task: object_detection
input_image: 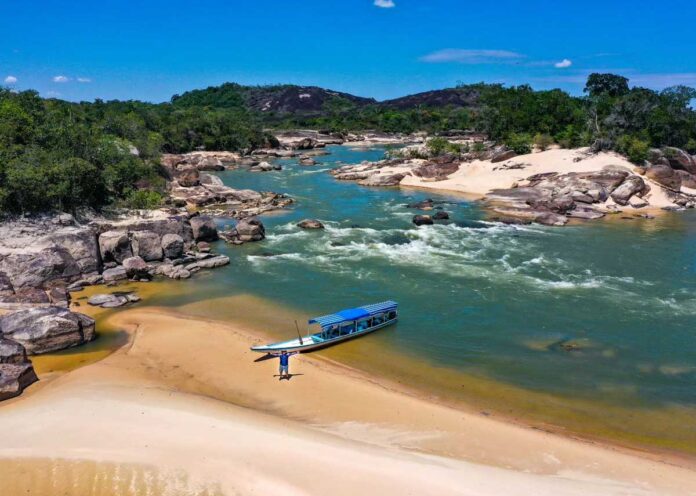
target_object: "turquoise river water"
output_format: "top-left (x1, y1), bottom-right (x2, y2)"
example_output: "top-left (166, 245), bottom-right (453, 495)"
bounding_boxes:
top-left (115, 145), bottom-right (696, 452)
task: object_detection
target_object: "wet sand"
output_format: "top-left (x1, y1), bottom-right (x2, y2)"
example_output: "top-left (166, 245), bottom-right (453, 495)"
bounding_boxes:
top-left (1, 305), bottom-right (695, 495)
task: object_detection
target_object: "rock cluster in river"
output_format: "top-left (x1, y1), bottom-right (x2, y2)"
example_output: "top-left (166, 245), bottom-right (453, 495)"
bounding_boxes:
top-left (219, 217), bottom-right (266, 244)
top-left (332, 142), bottom-right (696, 226)
top-left (484, 147), bottom-right (696, 225)
top-left (161, 153), bottom-right (292, 216)
top-left (0, 212), bottom-right (233, 309)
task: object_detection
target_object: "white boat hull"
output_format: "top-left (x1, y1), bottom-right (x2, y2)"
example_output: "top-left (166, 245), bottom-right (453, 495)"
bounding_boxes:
top-left (251, 318), bottom-right (397, 354)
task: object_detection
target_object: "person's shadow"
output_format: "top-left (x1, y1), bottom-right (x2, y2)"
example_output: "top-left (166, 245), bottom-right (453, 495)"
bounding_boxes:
top-left (254, 354), bottom-right (276, 363)
top-left (273, 374), bottom-right (304, 381)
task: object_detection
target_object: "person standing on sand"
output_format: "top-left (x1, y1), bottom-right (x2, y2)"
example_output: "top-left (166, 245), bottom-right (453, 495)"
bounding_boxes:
top-left (278, 350), bottom-right (297, 380)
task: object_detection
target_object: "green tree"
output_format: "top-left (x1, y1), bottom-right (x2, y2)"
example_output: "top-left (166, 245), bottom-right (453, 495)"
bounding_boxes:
top-left (584, 73), bottom-right (630, 98)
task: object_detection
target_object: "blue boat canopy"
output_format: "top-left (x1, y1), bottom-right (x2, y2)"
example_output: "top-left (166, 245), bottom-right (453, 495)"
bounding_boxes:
top-left (308, 301), bottom-right (398, 328)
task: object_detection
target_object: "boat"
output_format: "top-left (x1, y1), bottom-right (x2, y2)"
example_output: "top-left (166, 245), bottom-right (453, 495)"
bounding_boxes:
top-left (250, 301), bottom-right (398, 354)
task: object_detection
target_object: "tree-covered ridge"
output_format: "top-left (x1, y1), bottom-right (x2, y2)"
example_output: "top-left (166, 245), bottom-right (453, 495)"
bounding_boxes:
top-left (0, 89), bottom-right (272, 214)
top-left (171, 83), bottom-right (376, 115)
top-left (1, 73), bottom-right (694, 214)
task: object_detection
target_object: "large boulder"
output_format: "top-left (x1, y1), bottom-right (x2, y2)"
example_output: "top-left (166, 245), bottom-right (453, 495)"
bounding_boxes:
top-left (294, 137), bottom-right (317, 150)
top-left (646, 165), bottom-right (682, 191)
top-left (225, 189), bottom-right (263, 202)
top-left (130, 230), bottom-right (163, 261)
top-left (99, 231), bottom-right (132, 264)
top-left (176, 166), bottom-right (200, 187)
top-left (200, 173), bottom-right (224, 187)
top-left (161, 233), bottom-right (185, 259)
top-left (0, 307), bottom-right (96, 355)
top-left (0, 361), bottom-right (38, 401)
top-left (535, 212), bottom-right (569, 226)
top-left (189, 216), bottom-right (219, 242)
top-left (610, 176), bottom-right (646, 206)
top-left (490, 150), bottom-right (517, 163)
top-left (48, 230), bottom-right (101, 274)
top-left (196, 157), bottom-right (225, 171)
top-left (676, 170), bottom-right (696, 190)
top-left (412, 161), bottom-right (460, 180)
top-left (663, 147), bottom-right (696, 174)
top-left (119, 219), bottom-right (194, 244)
top-left (0, 337), bottom-right (28, 365)
top-left (0, 247), bottom-right (81, 291)
top-left (235, 218), bottom-right (265, 242)
top-left (578, 170), bottom-right (629, 193)
top-left (359, 173), bottom-right (406, 186)
top-left (122, 256), bottom-right (149, 279)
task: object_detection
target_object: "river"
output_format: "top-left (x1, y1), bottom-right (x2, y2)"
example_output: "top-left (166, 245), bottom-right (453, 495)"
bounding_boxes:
top-left (57, 145), bottom-right (696, 454)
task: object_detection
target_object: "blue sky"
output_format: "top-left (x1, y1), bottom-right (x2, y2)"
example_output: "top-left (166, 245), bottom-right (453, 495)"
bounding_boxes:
top-left (1, 0), bottom-right (695, 102)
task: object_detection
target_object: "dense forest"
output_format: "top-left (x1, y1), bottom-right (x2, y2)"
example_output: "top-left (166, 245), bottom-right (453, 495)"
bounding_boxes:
top-left (0, 73), bottom-right (694, 214)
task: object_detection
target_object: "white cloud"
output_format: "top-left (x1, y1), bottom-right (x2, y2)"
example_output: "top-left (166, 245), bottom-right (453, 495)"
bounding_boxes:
top-left (44, 90), bottom-right (61, 98)
top-left (554, 59), bottom-right (573, 69)
top-left (420, 49), bottom-right (524, 64)
top-left (77, 77), bottom-right (92, 83)
top-left (52, 75), bottom-right (69, 83)
top-left (4, 75), bottom-right (18, 84)
top-left (374, 0), bottom-right (395, 7)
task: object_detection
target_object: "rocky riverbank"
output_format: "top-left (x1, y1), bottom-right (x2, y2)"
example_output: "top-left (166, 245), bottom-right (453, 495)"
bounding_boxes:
top-left (0, 208), bottom-right (243, 400)
top-left (331, 142), bottom-right (696, 226)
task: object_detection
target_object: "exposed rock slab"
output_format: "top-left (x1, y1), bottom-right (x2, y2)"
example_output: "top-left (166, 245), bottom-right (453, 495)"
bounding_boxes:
top-left (0, 307), bottom-right (96, 355)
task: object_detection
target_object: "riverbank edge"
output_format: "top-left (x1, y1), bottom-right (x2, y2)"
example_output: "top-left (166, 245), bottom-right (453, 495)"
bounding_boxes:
top-left (2, 304), bottom-right (695, 496)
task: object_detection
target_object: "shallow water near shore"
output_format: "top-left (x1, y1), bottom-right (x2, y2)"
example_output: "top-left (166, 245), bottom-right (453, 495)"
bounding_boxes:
top-left (0, 457), bottom-right (223, 496)
top-left (61, 146), bottom-right (696, 454)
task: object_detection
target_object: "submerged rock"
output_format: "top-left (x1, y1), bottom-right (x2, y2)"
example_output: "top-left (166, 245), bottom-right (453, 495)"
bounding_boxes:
top-left (412, 215), bottom-right (434, 226)
top-left (297, 219), bottom-right (325, 229)
top-left (185, 255), bottom-right (230, 272)
top-left (102, 266), bottom-right (128, 283)
top-left (298, 157), bottom-right (317, 166)
top-left (87, 292), bottom-right (139, 308)
top-left (433, 211), bottom-right (450, 220)
top-left (0, 307), bottom-right (95, 355)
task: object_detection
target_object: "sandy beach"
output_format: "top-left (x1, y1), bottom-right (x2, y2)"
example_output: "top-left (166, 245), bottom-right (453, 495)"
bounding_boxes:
top-left (1, 305), bottom-right (695, 495)
top-left (399, 147), bottom-right (682, 211)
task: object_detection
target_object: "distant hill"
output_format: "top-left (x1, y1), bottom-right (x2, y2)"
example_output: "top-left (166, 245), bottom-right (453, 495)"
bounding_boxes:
top-left (171, 82), bottom-right (481, 117)
top-left (380, 86), bottom-right (482, 110)
top-left (171, 83), bottom-right (376, 115)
